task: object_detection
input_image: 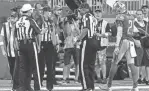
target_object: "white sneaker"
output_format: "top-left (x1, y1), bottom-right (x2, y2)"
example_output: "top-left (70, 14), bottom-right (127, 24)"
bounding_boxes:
top-left (99, 84), bottom-right (112, 91)
top-left (130, 87), bottom-right (139, 91)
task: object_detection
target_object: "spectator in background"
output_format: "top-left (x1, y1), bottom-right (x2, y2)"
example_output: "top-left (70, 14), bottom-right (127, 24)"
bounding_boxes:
top-left (142, 5), bottom-right (149, 22)
top-left (94, 9), bottom-right (111, 84)
top-left (133, 9), bottom-right (148, 85)
top-left (138, 5), bottom-right (149, 84)
top-left (139, 6), bottom-right (149, 85)
top-left (52, 5), bottom-right (63, 84)
top-left (62, 14), bottom-right (80, 84)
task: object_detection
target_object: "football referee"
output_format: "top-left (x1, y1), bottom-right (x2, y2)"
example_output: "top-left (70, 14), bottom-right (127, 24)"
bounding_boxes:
top-left (76, 3), bottom-right (98, 91)
top-left (38, 6), bottom-right (55, 91)
top-left (14, 4), bottom-right (47, 91)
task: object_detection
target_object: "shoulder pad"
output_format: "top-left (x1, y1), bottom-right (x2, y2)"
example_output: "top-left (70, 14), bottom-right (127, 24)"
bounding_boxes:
top-left (116, 14), bottom-right (124, 21)
top-left (125, 14), bottom-right (135, 20)
top-left (128, 15), bottom-right (135, 20)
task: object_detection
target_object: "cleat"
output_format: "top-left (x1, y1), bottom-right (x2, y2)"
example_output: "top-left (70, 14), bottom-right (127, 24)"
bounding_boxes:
top-left (102, 78), bottom-right (107, 84)
top-left (99, 84), bottom-right (112, 91)
top-left (96, 78), bottom-right (102, 83)
top-left (130, 87), bottom-right (139, 91)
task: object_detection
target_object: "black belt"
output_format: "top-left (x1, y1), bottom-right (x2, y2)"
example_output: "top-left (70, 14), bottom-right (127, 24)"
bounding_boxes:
top-left (41, 41), bottom-right (52, 44)
top-left (19, 39), bottom-right (35, 44)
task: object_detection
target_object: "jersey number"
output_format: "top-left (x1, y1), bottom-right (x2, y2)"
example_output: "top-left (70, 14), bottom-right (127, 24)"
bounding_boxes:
top-left (18, 22), bottom-right (25, 27)
top-left (128, 20), bottom-right (133, 34)
top-left (129, 20), bottom-right (133, 28)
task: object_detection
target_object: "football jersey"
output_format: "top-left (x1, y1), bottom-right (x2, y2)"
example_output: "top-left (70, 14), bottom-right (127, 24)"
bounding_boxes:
top-left (116, 14), bottom-right (135, 40)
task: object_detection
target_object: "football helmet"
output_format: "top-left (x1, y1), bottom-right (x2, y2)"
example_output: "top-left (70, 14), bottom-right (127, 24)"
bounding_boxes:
top-left (113, 1), bottom-right (126, 14)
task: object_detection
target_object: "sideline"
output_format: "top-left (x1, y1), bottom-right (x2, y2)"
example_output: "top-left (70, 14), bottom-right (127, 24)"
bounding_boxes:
top-left (0, 86), bottom-right (149, 91)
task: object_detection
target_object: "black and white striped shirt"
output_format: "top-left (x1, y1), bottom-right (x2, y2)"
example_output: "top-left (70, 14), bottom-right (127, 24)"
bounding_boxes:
top-left (81, 13), bottom-right (97, 39)
top-left (0, 22), bottom-right (15, 57)
top-left (15, 15), bottom-right (41, 41)
top-left (41, 20), bottom-right (53, 42)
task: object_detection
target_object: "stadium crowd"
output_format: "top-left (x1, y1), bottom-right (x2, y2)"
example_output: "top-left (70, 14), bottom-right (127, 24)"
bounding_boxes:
top-left (0, 1), bottom-right (149, 91)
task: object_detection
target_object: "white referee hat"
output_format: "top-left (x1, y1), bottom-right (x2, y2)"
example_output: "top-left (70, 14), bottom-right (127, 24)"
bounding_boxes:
top-left (21, 4), bottom-right (34, 12)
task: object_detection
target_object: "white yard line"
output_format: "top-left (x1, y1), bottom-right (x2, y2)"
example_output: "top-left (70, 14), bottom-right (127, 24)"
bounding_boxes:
top-left (1, 86), bottom-right (149, 90)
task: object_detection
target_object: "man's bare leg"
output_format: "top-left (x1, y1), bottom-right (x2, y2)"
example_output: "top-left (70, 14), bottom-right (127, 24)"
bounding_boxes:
top-left (99, 40), bottom-right (129, 90)
top-left (128, 64), bottom-right (139, 88)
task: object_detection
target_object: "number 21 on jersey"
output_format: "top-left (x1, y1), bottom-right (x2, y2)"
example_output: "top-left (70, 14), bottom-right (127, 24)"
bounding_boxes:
top-left (128, 20), bottom-right (134, 35)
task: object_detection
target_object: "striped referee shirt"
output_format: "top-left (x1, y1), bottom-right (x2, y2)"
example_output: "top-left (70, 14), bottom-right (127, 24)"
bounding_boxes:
top-left (0, 22), bottom-right (15, 57)
top-left (15, 15), bottom-right (41, 41)
top-left (81, 13), bottom-right (97, 39)
top-left (41, 19), bottom-right (53, 42)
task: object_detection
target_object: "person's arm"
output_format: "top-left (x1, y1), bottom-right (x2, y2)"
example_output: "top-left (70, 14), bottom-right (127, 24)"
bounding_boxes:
top-left (0, 25), bottom-right (7, 56)
top-left (115, 15), bottom-right (124, 47)
top-left (29, 18), bottom-right (47, 34)
top-left (132, 25), bottom-right (144, 40)
top-left (0, 25), bottom-right (4, 46)
top-left (77, 14), bottom-right (90, 41)
top-left (115, 23), bottom-right (123, 47)
top-left (98, 23), bottom-right (112, 38)
top-left (13, 26), bottom-right (19, 52)
top-left (77, 28), bottom-right (88, 42)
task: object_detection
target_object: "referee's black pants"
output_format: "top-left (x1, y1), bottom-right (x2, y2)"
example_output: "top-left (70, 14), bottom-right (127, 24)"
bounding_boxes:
top-left (52, 48), bottom-right (59, 83)
top-left (79, 39), bottom-right (97, 90)
top-left (7, 56), bottom-right (15, 79)
top-left (38, 41), bottom-right (55, 90)
top-left (12, 51), bottom-right (20, 90)
top-left (17, 40), bottom-right (40, 91)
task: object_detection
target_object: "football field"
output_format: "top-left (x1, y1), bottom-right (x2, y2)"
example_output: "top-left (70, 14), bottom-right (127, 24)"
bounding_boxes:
top-left (0, 79), bottom-right (149, 91)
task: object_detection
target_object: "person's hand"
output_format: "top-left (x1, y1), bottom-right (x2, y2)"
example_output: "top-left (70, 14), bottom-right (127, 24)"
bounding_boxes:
top-left (94, 33), bottom-right (102, 37)
top-left (41, 28), bottom-right (48, 34)
top-left (74, 40), bottom-right (81, 46)
top-left (114, 46), bottom-right (119, 55)
top-left (134, 40), bottom-right (141, 48)
top-left (2, 51), bottom-right (7, 57)
top-left (101, 34), bottom-right (108, 38)
top-left (56, 44), bottom-right (60, 53)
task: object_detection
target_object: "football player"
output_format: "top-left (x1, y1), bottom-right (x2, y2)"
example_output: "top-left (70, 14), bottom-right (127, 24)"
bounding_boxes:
top-left (99, 1), bottom-right (139, 91)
